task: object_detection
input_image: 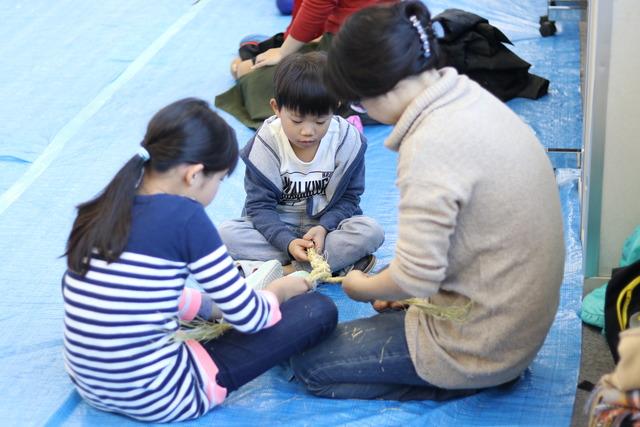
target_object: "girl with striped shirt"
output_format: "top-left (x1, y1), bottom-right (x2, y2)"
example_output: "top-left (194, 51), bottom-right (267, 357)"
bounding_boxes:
top-left (62, 98), bottom-right (338, 422)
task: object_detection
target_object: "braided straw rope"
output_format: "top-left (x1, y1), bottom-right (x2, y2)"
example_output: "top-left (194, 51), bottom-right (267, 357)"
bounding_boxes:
top-left (175, 249), bottom-right (471, 343)
top-left (306, 248), bottom-right (343, 285)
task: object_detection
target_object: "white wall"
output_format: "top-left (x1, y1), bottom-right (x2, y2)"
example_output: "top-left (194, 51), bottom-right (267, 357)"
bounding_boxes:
top-left (582, 0), bottom-right (640, 277)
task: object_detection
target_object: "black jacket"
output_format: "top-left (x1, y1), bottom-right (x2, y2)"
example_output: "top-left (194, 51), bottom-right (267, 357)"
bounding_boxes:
top-left (434, 9), bottom-right (549, 101)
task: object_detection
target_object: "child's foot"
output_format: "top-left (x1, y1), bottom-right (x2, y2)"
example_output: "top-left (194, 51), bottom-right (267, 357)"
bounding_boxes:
top-left (230, 58), bottom-right (255, 79)
top-left (240, 260), bottom-right (284, 290)
top-left (230, 57), bottom-right (242, 79)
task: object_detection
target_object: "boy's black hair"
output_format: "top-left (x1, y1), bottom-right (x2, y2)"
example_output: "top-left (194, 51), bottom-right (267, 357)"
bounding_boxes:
top-left (325, 1), bottom-right (441, 102)
top-left (273, 51), bottom-right (339, 116)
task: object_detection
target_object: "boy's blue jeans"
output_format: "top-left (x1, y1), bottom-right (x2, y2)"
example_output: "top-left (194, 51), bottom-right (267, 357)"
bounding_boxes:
top-left (219, 212), bottom-right (384, 272)
top-left (290, 310), bottom-right (479, 401)
top-left (203, 292), bottom-right (337, 393)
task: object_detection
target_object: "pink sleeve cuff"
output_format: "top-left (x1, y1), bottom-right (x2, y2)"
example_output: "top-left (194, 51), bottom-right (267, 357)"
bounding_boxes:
top-left (178, 288), bottom-right (202, 321)
top-left (258, 290), bottom-right (282, 328)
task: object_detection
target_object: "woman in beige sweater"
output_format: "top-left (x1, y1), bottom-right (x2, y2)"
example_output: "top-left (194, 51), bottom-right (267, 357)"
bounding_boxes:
top-left (290, 1), bottom-right (565, 399)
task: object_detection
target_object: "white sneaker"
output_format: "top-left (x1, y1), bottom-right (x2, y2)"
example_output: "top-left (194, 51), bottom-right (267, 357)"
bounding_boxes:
top-left (242, 260), bottom-right (284, 291)
top-left (235, 260), bottom-right (264, 277)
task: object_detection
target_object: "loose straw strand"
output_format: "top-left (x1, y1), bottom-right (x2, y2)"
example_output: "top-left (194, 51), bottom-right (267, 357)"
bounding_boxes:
top-left (401, 298), bottom-right (472, 323)
top-left (172, 319), bottom-right (232, 343)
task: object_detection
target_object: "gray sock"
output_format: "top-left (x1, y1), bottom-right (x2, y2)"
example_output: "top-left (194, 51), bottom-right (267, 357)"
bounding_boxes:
top-left (196, 293), bottom-right (214, 320)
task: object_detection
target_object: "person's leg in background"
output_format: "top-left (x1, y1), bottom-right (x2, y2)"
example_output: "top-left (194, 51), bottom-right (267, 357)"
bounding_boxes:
top-left (203, 292), bottom-right (338, 393)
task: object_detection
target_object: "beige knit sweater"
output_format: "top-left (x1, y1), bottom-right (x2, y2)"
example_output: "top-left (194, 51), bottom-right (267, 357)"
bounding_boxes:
top-left (386, 67), bottom-right (565, 389)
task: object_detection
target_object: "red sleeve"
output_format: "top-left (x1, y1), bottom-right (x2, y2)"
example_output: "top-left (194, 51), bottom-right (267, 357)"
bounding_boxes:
top-left (285, 0), bottom-right (393, 41)
top-left (286, 0), bottom-right (339, 42)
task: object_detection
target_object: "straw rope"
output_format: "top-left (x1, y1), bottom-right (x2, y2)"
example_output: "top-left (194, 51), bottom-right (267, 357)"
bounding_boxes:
top-left (172, 319), bottom-right (233, 343)
top-left (306, 248), bottom-right (343, 285)
top-left (307, 248), bottom-right (471, 322)
top-left (175, 248), bottom-right (471, 344)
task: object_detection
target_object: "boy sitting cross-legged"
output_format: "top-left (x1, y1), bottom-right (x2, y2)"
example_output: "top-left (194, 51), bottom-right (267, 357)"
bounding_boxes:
top-left (219, 52), bottom-right (384, 277)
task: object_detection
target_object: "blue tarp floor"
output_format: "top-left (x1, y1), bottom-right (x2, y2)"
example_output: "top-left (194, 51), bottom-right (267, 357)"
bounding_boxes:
top-left (0, 0), bottom-right (583, 425)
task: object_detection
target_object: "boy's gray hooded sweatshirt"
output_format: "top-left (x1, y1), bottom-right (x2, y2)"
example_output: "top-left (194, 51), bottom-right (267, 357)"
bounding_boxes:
top-left (240, 115), bottom-right (366, 252)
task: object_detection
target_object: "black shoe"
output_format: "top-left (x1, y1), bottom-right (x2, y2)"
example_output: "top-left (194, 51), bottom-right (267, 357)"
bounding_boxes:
top-left (348, 254), bottom-right (377, 274)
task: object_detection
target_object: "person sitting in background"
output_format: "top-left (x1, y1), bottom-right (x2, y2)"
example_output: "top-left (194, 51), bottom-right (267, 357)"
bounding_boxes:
top-left (215, 0), bottom-right (394, 129)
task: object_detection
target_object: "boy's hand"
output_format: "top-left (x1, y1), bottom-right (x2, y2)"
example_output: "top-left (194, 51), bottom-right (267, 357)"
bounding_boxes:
top-left (303, 225), bottom-right (328, 253)
top-left (288, 238), bottom-right (314, 262)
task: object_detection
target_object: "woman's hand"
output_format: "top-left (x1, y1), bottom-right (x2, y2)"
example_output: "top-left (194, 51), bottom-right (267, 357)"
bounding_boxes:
top-left (303, 225), bottom-right (327, 253)
top-left (372, 300), bottom-right (409, 312)
top-left (265, 275), bottom-right (311, 303)
top-left (253, 47), bottom-right (283, 69)
top-left (342, 268), bottom-right (414, 303)
top-left (342, 270), bottom-right (374, 302)
top-left (288, 238), bottom-right (314, 262)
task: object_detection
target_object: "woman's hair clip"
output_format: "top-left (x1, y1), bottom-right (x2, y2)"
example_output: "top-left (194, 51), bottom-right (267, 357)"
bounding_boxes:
top-left (432, 20), bottom-right (445, 39)
top-left (409, 15), bottom-right (431, 58)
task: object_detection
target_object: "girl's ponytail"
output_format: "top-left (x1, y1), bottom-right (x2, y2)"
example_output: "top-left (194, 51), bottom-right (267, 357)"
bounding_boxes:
top-left (65, 98), bottom-right (238, 274)
top-left (66, 152), bottom-right (146, 274)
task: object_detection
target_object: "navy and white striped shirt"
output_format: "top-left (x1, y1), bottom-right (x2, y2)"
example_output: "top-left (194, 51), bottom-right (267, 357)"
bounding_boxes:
top-left (62, 194), bottom-right (280, 422)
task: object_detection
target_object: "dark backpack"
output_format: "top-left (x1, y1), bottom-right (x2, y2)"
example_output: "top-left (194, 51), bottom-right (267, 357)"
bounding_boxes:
top-left (604, 258), bottom-right (640, 363)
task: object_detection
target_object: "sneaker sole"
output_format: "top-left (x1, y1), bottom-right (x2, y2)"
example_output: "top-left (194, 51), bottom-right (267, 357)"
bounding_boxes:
top-left (361, 255), bottom-right (377, 274)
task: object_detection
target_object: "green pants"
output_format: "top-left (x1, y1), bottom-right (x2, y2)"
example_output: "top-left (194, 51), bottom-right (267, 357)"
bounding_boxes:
top-left (215, 35), bottom-right (333, 129)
